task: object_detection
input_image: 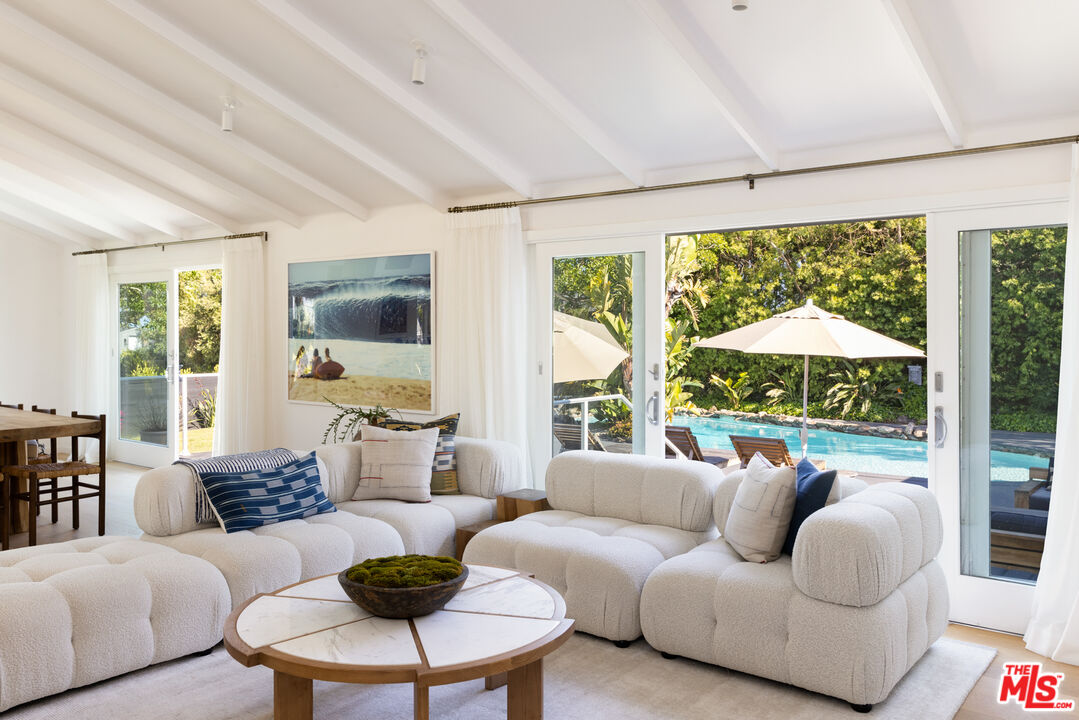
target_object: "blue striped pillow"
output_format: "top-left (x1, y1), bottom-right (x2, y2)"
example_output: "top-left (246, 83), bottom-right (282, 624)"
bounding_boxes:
top-left (200, 452), bottom-right (335, 533)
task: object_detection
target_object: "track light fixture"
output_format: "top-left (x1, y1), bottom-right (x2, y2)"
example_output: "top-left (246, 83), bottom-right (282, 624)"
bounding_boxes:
top-left (221, 98), bottom-right (235, 133)
top-left (411, 40), bottom-right (427, 86)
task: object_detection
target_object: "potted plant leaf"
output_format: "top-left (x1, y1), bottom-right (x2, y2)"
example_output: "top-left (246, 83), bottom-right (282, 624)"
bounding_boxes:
top-left (322, 399), bottom-right (399, 443)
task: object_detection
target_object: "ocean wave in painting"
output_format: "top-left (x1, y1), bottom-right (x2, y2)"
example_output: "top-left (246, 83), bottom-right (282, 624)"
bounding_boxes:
top-left (289, 275), bottom-right (431, 344)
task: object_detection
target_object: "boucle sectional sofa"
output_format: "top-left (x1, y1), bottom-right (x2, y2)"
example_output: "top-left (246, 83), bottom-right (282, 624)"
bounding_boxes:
top-left (0, 436), bottom-right (524, 712)
top-left (465, 450), bottom-right (948, 711)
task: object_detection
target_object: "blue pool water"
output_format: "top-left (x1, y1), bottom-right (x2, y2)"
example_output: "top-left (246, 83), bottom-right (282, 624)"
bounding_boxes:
top-left (680, 414), bottom-right (1048, 482)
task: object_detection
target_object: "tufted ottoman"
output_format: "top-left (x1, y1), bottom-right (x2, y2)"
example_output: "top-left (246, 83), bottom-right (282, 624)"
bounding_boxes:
top-left (0, 536), bottom-right (231, 712)
top-left (462, 451), bottom-right (722, 644)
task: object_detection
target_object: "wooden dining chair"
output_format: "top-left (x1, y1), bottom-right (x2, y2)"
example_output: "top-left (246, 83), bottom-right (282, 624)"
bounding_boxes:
top-left (3, 412), bottom-right (107, 547)
top-left (29, 407), bottom-right (61, 524)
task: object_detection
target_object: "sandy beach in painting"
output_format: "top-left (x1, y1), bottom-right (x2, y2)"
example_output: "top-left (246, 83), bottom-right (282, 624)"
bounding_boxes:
top-left (288, 375), bottom-right (432, 411)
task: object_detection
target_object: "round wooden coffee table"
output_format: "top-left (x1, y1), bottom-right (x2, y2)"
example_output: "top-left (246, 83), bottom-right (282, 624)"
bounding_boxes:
top-left (224, 564), bottom-right (574, 720)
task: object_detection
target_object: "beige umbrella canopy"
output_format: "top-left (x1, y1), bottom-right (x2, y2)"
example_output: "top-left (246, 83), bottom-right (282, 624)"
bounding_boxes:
top-left (553, 311), bottom-right (630, 384)
top-left (693, 299), bottom-right (925, 457)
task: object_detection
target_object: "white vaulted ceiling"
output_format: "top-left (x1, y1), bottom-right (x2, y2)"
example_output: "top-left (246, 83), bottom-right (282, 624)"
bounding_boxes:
top-left (0, 0), bottom-right (1077, 249)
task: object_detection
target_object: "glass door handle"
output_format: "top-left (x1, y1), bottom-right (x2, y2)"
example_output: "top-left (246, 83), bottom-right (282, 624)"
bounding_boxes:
top-left (647, 391), bottom-right (660, 425)
top-left (934, 406), bottom-right (947, 448)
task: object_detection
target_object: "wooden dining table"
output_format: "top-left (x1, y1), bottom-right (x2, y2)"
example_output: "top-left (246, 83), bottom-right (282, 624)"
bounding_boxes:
top-left (0, 407), bottom-right (101, 533)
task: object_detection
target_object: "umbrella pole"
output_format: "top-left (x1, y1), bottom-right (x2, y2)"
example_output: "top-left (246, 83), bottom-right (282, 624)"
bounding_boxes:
top-left (801, 354), bottom-right (809, 459)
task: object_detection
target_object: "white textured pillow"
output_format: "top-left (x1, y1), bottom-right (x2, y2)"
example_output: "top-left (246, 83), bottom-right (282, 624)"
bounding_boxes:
top-left (353, 425), bottom-right (439, 503)
top-left (723, 452), bottom-right (797, 563)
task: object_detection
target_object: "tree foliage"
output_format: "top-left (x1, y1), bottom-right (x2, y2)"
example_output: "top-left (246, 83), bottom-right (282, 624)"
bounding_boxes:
top-left (986, 227), bottom-right (1065, 420)
top-left (675, 219), bottom-right (928, 419)
top-left (118, 270), bottom-right (221, 378)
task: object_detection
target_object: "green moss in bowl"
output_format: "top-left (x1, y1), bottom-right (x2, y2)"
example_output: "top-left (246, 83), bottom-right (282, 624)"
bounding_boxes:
top-left (338, 555), bottom-right (468, 618)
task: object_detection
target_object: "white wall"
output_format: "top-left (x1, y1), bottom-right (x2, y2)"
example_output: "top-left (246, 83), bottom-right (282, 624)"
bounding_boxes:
top-left (0, 231), bottom-right (76, 414)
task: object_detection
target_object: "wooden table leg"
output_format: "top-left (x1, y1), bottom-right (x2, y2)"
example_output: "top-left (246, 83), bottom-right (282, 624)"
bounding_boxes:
top-left (414, 683), bottom-right (429, 720)
top-left (273, 670), bottom-right (313, 720)
top-left (8, 440), bottom-right (28, 533)
top-left (507, 659), bottom-right (542, 720)
top-left (485, 672), bottom-right (508, 690)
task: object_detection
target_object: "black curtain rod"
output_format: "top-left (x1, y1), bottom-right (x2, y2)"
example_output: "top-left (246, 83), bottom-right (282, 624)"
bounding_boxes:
top-left (71, 231), bottom-right (267, 256)
top-left (448, 134), bottom-right (1079, 214)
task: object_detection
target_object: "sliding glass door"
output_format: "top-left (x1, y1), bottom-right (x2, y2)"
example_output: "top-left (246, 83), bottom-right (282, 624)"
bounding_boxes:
top-left (929, 204), bottom-right (1066, 632)
top-left (532, 236), bottom-right (665, 484)
top-left (112, 272), bottom-right (177, 467)
top-left (111, 267), bottom-right (222, 467)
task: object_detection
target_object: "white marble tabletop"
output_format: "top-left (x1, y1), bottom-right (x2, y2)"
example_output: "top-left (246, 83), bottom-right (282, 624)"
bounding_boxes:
top-left (231, 564), bottom-right (566, 672)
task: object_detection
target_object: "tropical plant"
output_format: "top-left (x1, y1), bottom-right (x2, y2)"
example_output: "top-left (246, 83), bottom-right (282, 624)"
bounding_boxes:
top-left (322, 400), bottom-right (399, 444)
top-left (710, 371), bottom-right (754, 410)
top-left (666, 235), bottom-right (709, 327)
top-left (823, 362), bottom-right (900, 419)
top-left (762, 366), bottom-right (802, 407)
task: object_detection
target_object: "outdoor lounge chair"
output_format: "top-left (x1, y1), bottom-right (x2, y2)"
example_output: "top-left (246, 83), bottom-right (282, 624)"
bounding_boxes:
top-left (553, 422), bottom-right (607, 452)
top-left (729, 435), bottom-right (795, 468)
top-left (664, 426), bottom-right (729, 468)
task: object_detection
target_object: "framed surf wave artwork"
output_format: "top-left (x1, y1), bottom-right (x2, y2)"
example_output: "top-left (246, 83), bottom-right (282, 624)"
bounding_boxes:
top-left (287, 251), bottom-right (434, 412)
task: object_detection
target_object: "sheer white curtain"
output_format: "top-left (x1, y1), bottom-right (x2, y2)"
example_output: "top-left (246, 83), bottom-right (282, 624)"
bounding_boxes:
top-left (1025, 144), bottom-right (1079, 662)
top-left (74, 254), bottom-right (109, 462)
top-left (213, 236), bottom-right (267, 455)
top-left (446, 208), bottom-right (530, 470)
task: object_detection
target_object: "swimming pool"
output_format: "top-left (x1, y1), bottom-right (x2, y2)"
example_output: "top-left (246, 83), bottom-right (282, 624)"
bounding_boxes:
top-left (679, 414), bottom-right (1048, 482)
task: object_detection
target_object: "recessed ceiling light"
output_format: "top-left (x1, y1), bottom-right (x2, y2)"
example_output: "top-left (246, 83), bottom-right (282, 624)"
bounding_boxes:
top-left (732, 0), bottom-right (748, 10)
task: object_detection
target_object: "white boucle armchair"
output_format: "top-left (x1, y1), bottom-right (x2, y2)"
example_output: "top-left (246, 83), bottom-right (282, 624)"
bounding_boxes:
top-left (462, 450), bottom-right (724, 644)
top-left (640, 469), bottom-right (948, 712)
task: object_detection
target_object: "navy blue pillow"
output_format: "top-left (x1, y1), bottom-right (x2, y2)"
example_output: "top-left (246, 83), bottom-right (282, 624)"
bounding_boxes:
top-left (200, 452), bottom-right (335, 533)
top-left (781, 458), bottom-right (837, 555)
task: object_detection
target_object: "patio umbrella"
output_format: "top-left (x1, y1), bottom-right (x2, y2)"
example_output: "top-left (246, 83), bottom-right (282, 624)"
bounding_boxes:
top-left (693, 299), bottom-right (925, 458)
top-left (553, 311), bottom-right (630, 383)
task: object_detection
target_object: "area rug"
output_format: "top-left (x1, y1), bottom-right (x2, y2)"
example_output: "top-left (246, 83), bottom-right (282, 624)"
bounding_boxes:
top-left (7, 634), bottom-right (994, 719)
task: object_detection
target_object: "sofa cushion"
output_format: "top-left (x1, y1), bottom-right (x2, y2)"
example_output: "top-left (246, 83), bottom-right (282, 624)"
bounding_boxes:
top-left (429, 494), bottom-right (496, 528)
top-left (200, 452), bottom-right (336, 533)
top-left (375, 413), bottom-right (461, 495)
top-left (337, 499), bottom-right (457, 556)
top-left (723, 454), bottom-right (796, 563)
top-left (544, 450), bottom-right (721, 531)
top-left (781, 458), bottom-right (837, 556)
top-left (353, 425), bottom-right (439, 503)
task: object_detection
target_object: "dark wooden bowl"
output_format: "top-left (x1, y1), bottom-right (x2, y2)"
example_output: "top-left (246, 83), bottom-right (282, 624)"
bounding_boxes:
top-left (337, 565), bottom-right (469, 618)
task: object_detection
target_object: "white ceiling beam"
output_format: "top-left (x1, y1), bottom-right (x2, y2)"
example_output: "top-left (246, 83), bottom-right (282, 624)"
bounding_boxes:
top-left (108, 0), bottom-right (446, 209)
top-left (0, 127), bottom-right (183, 238)
top-left (878, 0), bottom-right (965, 147)
top-left (0, 195), bottom-right (101, 248)
top-left (0, 2), bottom-right (370, 222)
top-left (254, 0), bottom-right (533, 198)
top-left (0, 64), bottom-right (304, 230)
top-left (633, 0), bottom-right (779, 170)
top-left (0, 160), bottom-right (138, 243)
top-left (0, 107), bottom-right (237, 235)
top-left (425, 0), bottom-right (647, 187)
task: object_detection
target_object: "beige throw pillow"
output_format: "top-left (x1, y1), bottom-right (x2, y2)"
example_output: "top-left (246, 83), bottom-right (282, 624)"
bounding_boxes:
top-left (723, 452), bottom-right (797, 563)
top-left (353, 425), bottom-right (439, 503)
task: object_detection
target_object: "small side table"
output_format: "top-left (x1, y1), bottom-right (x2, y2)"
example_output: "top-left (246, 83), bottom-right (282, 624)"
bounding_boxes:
top-left (496, 489), bottom-right (550, 521)
top-left (455, 520), bottom-right (500, 561)
top-left (456, 490), bottom-right (550, 561)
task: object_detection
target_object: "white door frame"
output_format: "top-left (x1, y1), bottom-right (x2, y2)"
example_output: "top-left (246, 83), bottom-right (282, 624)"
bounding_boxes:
top-left (110, 270), bottom-right (178, 467)
top-left (928, 200), bottom-right (1067, 632)
top-left (531, 235), bottom-right (665, 486)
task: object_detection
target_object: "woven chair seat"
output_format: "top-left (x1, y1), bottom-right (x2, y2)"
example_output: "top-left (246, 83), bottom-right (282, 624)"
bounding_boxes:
top-left (1, 461), bottom-right (101, 479)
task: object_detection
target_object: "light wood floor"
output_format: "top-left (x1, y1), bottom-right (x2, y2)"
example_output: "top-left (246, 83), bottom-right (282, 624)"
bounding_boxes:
top-left (6, 462), bottom-right (1075, 717)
